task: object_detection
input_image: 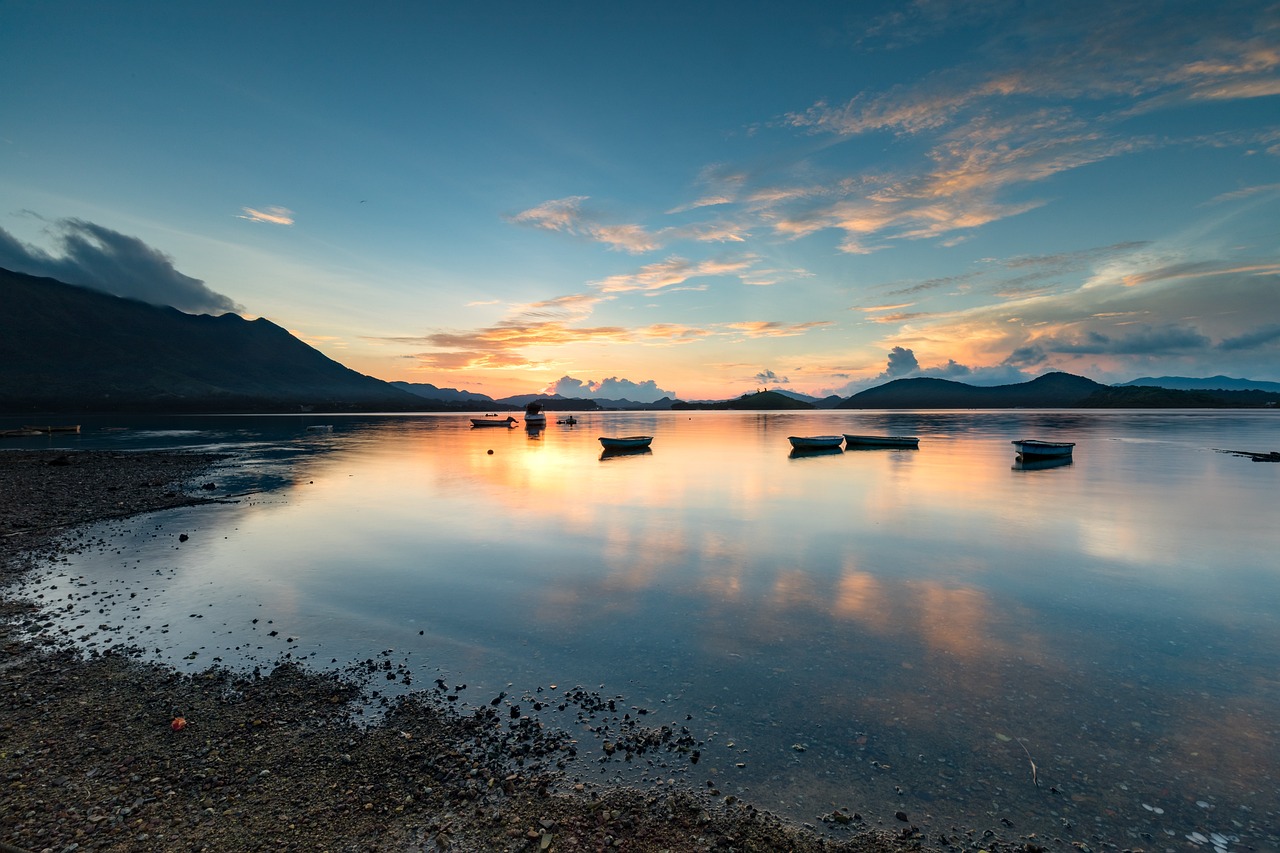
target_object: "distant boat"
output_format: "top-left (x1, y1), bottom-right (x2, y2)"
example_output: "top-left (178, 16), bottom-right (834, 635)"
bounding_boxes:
top-left (1, 428), bottom-right (44, 438)
top-left (305, 424), bottom-right (333, 433)
top-left (843, 434), bottom-right (919, 448)
top-left (22, 424), bottom-right (80, 434)
top-left (524, 401), bottom-right (547, 427)
top-left (599, 435), bottom-right (653, 450)
top-left (1012, 439), bottom-right (1075, 459)
top-left (787, 435), bottom-right (844, 450)
top-left (471, 416), bottom-right (517, 428)
top-left (557, 416), bottom-right (578, 425)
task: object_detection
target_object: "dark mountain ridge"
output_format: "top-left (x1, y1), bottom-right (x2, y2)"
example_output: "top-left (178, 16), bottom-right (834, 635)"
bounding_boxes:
top-left (0, 267), bottom-right (425, 413)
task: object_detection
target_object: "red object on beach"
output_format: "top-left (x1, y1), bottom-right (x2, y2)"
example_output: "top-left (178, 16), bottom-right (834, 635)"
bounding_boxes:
top-left (171, 716), bottom-right (187, 732)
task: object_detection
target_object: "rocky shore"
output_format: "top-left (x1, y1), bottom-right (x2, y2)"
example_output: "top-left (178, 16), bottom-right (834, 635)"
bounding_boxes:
top-left (1, 450), bottom-right (981, 852)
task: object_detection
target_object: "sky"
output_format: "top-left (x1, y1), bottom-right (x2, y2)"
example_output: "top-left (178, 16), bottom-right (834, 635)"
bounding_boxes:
top-left (2, 1), bottom-right (1278, 402)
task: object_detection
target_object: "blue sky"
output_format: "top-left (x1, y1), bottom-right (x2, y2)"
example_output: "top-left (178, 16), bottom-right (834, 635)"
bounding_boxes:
top-left (2, 1), bottom-right (1278, 401)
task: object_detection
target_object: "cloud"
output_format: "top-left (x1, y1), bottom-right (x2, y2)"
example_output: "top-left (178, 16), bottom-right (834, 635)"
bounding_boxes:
top-left (1217, 324), bottom-right (1280, 351)
top-left (723, 320), bottom-right (834, 338)
top-left (1037, 324), bottom-right (1212, 355)
top-left (509, 196), bottom-right (661, 253)
top-left (754, 369), bottom-right (789, 386)
top-left (545, 375), bottom-right (677, 403)
top-left (0, 217), bottom-right (243, 315)
top-left (594, 255), bottom-right (757, 293)
top-left (741, 2), bottom-right (1280, 256)
top-left (236, 206), bottom-right (295, 225)
top-left (885, 346), bottom-right (919, 376)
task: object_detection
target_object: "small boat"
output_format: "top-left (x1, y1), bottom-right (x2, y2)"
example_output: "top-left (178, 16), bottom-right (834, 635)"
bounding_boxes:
top-left (471, 416), bottom-right (517, 428)
top-left (1012, 439), bottom-right (1075, 459)
top-left (843, 434), bottom-right (919, 448)
top-left (787, 435), bottom-right (844, 450)
top-left (1, 428), bottom-right (44, 438)
top-left (23, 425), bottom-right (81, 434)
top-left (557, 416), bottom-right (578, 425)
top-left (599, 435), bottom-right (653, 450)
top-left (305, 424), bottom-right (333, 433)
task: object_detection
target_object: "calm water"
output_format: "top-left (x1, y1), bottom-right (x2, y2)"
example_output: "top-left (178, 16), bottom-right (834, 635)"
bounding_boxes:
top-left (10, 411), bottom-right (1280, 849)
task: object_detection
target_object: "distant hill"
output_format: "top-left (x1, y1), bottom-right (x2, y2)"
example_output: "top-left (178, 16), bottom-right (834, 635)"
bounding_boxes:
top-left (772, 389), bottom-right (844, 409)
top-left (0, 267), bottom-right (427, 413)
top-left (1118, 375), bottom-right (1280, 393)
top-left (839, 372), bottom-right (1105, 408)
top-left (390, 381), bottom-right (496, 405)
top-left (674, 390), bottom-right (815, 410)
top-left (839, 371), bottom-right (1280, 408)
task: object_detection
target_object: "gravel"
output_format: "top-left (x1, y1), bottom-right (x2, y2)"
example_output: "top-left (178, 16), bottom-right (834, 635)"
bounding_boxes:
top-left (1, 450), bottom-right (968, 852)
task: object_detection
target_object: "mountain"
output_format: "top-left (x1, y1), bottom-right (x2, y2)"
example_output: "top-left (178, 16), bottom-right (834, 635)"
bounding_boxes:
top-left (839, 371), bottom-right (1280, 408)
top-left (840, 372), bottom-right (1105, 408)
top-left (0, 267), bottom-right (427, 413)
top-left (674, 390), bottom-right (815, 410)
top-left (1118, 375), bottom-right (1280, 392)
top-left (390, 381), bottom-right (497, 405)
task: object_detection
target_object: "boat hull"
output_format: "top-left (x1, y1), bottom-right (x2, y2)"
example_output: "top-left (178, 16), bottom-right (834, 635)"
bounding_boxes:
top-left (1012, 439), bottom-right (1075, 458)
top-left (787, 435), bottom-right (844, 450)
top-left (471, 417), bottom-right (515, 428)
top-left (599, 435), bottom-right (653, 450)
top-left (843, 434), bottom-right (918, 448)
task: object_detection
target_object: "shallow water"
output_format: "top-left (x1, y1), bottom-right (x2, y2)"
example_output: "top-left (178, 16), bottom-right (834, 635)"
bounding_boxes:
top-left (10, 410), bottom-right (1280, 848)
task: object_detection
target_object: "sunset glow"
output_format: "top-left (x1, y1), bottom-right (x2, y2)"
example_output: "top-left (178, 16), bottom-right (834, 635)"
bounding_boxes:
top-left (2, 1), bottom-right (1277, 401)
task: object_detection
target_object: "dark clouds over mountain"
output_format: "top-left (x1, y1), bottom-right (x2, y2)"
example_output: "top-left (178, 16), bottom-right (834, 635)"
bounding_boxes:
top-left (0, 217), bottom-right (243, 315)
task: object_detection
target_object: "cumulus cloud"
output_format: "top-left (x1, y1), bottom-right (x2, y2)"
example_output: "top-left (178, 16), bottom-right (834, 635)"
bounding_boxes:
top-left (0, 218), bottom-right (243, 314)
top-left (546, 375), bottom-right (676, 403)
top-left (754, 368), bottom-right (790, 386)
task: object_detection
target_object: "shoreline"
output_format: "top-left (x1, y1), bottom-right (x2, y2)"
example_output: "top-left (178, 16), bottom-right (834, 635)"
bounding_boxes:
top-left (1, 450), bottom-right (974, 852)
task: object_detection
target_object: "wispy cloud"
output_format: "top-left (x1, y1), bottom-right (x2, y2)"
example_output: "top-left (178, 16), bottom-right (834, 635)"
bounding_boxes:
top-left (509, 196), bottom-right (661, 253)
top-left (237, 206), bottom-right (295, 225)
top-left (594, 256), bottom-right (757, 293)
top-left (723, 320), bottom-right (834, 338)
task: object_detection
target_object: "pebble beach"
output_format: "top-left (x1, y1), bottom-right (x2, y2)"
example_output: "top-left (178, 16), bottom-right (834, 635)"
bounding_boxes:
top-left (0, 449), bottom-right (1022, 852)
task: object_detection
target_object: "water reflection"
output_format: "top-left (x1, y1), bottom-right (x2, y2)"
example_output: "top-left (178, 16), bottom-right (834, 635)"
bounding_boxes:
top-left (13, 411), bottom-right (1280, 847)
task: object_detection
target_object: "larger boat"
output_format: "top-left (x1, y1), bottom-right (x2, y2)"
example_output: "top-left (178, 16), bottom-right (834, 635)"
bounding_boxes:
top-left (1012, 439), bottom-right (1075, 459)
top-left (843, 434), bottom-right (919, 449)
top-left (524, 401), bottom-right (547, 427)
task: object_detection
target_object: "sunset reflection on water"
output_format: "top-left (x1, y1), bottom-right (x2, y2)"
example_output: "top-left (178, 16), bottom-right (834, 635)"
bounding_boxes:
top-left (16, 410), bottom-right (1280, 847)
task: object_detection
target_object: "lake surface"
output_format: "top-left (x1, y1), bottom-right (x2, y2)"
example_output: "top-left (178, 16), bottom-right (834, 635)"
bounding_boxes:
top-left (9, 410), bottom-right (1279, 849)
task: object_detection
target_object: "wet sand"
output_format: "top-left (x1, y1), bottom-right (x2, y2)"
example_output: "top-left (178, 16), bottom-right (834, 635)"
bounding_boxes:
top-left (1, 450), bottom-right (993, 852)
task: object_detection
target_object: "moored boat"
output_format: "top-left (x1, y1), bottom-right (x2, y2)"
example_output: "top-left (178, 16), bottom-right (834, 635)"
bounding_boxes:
top-left (787, 435), bottom-right (844, 450)
top-left (599, 435), bottom-right (653, 450)
top-left (843, 434), bottom-right (919, 448)
top-left (1012, 439), bottom-right (1075, 458)
top-left (1, 428), bottom-right (45, 438)
top-left (470, 416), bottom-right (517, 427)
top-left (523, 401), bottom-right (547, 427)
top-left (22, 425), bottom-right (81, 434)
